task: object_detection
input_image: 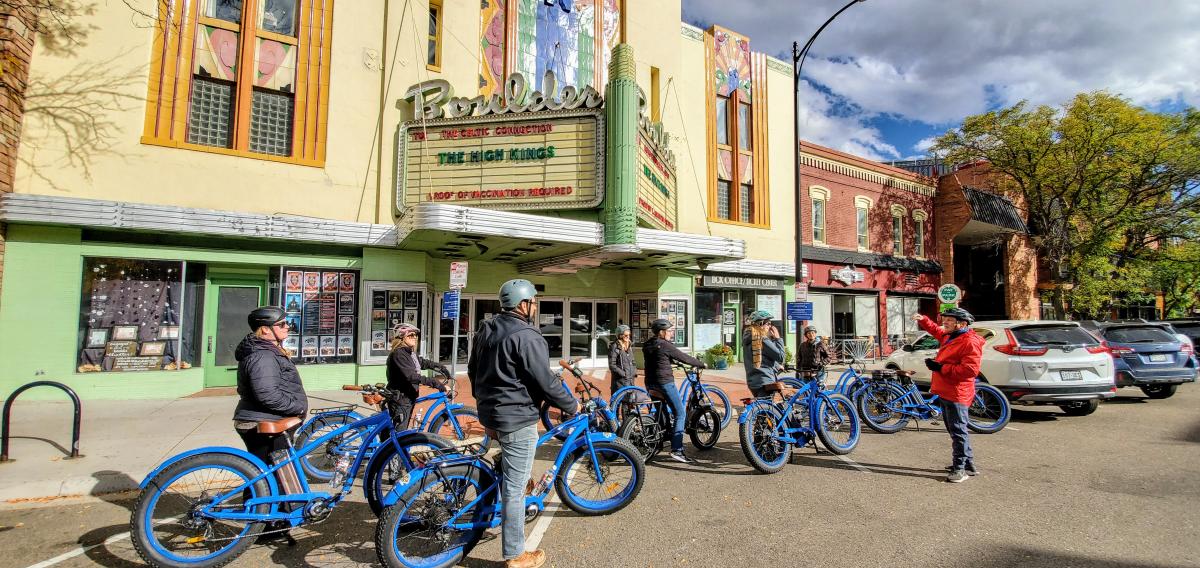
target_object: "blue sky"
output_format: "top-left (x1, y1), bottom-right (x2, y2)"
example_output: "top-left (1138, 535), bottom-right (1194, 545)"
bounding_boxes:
top-left (682, 0), bottom-right (1200, 162)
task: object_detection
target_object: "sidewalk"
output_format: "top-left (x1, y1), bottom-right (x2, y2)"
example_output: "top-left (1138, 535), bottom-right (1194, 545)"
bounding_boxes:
top-left (0, 365), bottom-right (833, 505)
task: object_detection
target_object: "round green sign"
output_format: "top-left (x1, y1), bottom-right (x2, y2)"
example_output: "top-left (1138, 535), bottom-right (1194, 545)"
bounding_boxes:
top-left (938, 284), bottom-right (962, 303)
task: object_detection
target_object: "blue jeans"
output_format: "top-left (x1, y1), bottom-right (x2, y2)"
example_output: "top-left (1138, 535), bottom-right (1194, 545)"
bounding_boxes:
top-left (497, 423), bottom-right (538, 559)
top-left (655, 381), bottom-right (687, 452)
top-left (938, 399), bottom-right (974, 471)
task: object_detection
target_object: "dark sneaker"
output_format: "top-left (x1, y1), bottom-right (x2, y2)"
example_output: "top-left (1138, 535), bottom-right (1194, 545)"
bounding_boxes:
top-left (669, 451), bottom-right (695, 464)
top-left (946, 470), bottom-right (969, 483)
top-left (945, 465), bottom-right (979, 476)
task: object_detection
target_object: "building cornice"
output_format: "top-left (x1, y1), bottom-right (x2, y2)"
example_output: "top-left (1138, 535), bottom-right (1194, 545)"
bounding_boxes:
top-left (801, 149), bottom-right (936, 197)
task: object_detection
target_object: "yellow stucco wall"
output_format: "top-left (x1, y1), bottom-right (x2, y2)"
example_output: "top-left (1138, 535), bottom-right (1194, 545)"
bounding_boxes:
top-left (15, 1), bottom-right (797, 263)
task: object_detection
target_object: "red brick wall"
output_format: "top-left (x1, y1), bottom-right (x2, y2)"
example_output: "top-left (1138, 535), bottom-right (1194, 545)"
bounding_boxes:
top-left (0, 8), bottom-right (35, 303)
top-left (799, 143), bottom-right (937, 259)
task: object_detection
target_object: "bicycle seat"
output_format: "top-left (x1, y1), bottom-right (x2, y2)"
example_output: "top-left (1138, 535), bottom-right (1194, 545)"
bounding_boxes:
top-left (257, 416), bottom-right (301, 435)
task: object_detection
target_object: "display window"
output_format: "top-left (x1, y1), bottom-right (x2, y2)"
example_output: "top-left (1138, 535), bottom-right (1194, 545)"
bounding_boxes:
top-left (276, 267), bottom-right (360, 364)
top-left (77, 258), bottom-right (205, 373)
top-left (361, 282), bottom-right (429, 365)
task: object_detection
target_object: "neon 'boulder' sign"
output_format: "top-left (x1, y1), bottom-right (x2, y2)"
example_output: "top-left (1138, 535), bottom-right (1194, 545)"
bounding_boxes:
top-left (404, 70), bottom-right (603, 120)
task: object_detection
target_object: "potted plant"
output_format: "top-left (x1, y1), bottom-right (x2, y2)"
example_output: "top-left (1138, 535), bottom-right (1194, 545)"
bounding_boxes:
top-left (705, 344), bottom-right (734, 369)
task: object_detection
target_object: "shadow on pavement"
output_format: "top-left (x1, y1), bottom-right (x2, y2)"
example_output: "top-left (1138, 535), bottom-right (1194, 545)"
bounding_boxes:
top-left (1105, 395), bottom-right (1150, 405)
top-left (1177, 419), bottom-right (1200, 444)
top-left (787, 454), bottom-right (946, 481)
top-left (974, 545), bottom-right (1186, 568)
top-left (1009, 408), bottom-right (1062, 424)
top-left (5, 435), bottom-right (71, 457)
top-left (644, 441), bottom-right (758, 476)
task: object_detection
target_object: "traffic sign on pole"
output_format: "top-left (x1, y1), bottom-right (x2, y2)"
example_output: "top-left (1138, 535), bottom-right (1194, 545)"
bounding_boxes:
top-left (450, 261), bottom-right (469, 290)
top-left (441, 290), bottom-right (461, 319)
top-left (937, 284), bottom-right (962, 304)
top-left (786, 301), bottom-right (814, 321)
top-left (794, 282), bottom-right (809, 302)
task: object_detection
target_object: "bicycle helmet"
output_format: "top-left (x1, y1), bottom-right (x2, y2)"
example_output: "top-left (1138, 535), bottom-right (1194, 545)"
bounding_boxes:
top-left (247, 306), bottom-right (286, 330)
top-left (392, 323), bottom-right (420, 337)
top-left (803, 326), bottom-right (820, 335)
top-left (748, 309), bottom-right (773, 323)
top-left (650, 318), bottom-right (672, 332)
top-left (940, 307), bottom-right (975, 324)
top-left (499, 278), bottom-right (538, 309)
top-left (615, 324), bottom-right (630, 335)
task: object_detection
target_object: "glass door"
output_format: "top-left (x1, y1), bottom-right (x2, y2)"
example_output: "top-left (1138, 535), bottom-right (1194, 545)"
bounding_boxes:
top-left (203, 277), bottom-right (266, 388)
top-left (538, 299), bottom-right (565, 364)
top-left (568, 301), bottom-right (593, 361)
top-left (438, 296), bottom-right (471, 365)
top-left (592, 301), bottom-right (618, 366)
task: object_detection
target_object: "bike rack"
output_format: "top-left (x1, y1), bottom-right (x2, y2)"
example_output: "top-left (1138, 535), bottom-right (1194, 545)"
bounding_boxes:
top-left (1, 381), bottom-right (84, 462)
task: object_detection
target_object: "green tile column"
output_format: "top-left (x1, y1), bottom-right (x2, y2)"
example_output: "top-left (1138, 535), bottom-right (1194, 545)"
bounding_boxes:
top-left (603, 43), bottom-right (639, 254)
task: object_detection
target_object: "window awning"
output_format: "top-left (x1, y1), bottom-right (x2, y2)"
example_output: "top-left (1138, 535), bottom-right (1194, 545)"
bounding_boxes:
top-left (397, 203), bottom-right (746, 274)
top-left (956, 187), bottom-right (1028, 245)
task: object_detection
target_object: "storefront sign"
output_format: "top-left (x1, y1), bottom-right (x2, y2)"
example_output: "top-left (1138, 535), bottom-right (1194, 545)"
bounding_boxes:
top-left (786, 302), bottom-right (814, 321)
top-left (636, 129), bottom-right (678, 231)
top-left (938, 284), bottom-right (962, 303)
top-left (703, 274), bottom-right (784, 289)
top-left (111, 356), bottom-right (164, 372)
top-left (398, 108), bottom-right (604, 211)
top-left (831, 266), bottom-right (865, 286)
top-left (404, 71), bottom-right (602, 120)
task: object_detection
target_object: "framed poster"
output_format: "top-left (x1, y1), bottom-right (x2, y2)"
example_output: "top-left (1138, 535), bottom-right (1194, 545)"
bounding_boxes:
top-left (284, 293), bottom-right (303, 313)
top-left (157, 326), bottom-right (180, 340)
top-left (303, 272), bottom-right (320, 293)
top-left (104, 341), bottom-right (137, 357)
top-left (373, 291), bottom-right (387, 309)
top-left (112, 325), bottom-right (139, 341)
top-left (285, 271), bottom-right (303, 293)
top-left (338, 293), bottom-right (355, 314)
top-left (301, 336), bottom-right (318, 357)
top-left (388, 291), bottom-right (403, 310)
top-left (389, 311), bottom-right (403, 329)
top-left (371, 330), bottom-right (387, 350)
top-left (337, 336), bottom-right (353, 356)
top-left (338, 315), bottom-right (354, 335)
top-left (319, 336), bottom-right (336, 357)
top-left (321, 272), bottom-right (339, 292)
top-left (282, 336), bottom-right (299, 355)
top-left (403, 310), bottom-right (418, 325)
top-left (404, 291), bottom-right (419, 309)
top-left (86, 328), bottom-right (110, 348)
top-left (139, 341), bottom-right (167, 356)
top-left (285, 316), bottom-right (300, 335)
top-left (339, 273), bottom-right (356, 293)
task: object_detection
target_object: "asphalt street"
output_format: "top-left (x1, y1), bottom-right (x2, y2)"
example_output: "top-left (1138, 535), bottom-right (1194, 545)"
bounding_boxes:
top-left (2, 386), bottom-right (1197, 568)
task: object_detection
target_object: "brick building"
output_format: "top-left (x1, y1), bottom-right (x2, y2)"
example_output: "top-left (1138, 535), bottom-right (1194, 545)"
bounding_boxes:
top-left (798, 143), bottom-right (941, 355)
top-left (0, 7), bottom-right (35, 304)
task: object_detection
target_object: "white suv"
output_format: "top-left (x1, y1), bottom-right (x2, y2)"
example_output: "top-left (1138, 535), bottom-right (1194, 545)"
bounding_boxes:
top-left (883, 320), bottom-right (1117, 416)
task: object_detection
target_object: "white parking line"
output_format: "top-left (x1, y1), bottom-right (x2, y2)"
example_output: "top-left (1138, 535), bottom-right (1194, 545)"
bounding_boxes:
top-left (27, 530), bottom-right (132, 568)
top-left (1005, 426), bottom-right (1020, 431)
top-left (835, 453), bottom-right (872, 473)
top-left (525, 465), bottom-right (578, 551)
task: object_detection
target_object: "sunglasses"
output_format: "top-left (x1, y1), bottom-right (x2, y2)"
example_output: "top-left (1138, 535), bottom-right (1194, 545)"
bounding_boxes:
top-left (272, 321), bottom-right (289, 329)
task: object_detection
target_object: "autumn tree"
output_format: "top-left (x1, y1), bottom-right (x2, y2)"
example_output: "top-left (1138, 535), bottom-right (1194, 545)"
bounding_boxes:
top-left (933, 92), bottom-right (1200, 319)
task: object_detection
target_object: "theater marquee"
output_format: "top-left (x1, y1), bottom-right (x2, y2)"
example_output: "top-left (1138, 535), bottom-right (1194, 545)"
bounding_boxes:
top-left (396, 108), bottom-right (605, 211)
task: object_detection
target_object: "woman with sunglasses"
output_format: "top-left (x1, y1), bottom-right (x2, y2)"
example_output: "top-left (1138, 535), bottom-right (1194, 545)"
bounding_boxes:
top-left (233, 306), bottom-right (308, 542)
top-left (385, 323), bottom-right (451, 428)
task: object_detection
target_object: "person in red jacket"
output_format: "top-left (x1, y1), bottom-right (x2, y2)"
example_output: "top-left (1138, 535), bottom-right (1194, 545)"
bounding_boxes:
top-left (913, 307), bottom-right (985, 483)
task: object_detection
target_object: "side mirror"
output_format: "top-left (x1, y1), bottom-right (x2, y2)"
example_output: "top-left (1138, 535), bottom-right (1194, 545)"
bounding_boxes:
top-left (901, 345), bottom-right (915, 352)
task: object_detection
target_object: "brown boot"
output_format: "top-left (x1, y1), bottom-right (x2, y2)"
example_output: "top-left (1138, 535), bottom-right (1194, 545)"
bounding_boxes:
top-left (506, 549), bottom-right (547, 568)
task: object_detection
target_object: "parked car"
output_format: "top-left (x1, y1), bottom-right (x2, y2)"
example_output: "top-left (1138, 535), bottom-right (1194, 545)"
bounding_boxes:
top-left (1163, 319), bottom-right (1200, 349)
top-left (1081, 321), bottom-right (1197, 399)
top-left (883, 320), bottom-right (1116, 416)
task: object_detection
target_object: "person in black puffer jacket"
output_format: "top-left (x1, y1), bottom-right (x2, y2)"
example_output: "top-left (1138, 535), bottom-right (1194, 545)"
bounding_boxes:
top-left (386, 322), bottom-right (450, 428)
top-left (233, 306), bottom-right (307, 542)
top-left (642, 318), bottom-right (705, 464)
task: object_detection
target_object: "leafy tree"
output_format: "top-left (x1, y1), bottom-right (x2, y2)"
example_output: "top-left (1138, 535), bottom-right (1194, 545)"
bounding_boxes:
top-left (934, 92), bottom-right (1200, 319)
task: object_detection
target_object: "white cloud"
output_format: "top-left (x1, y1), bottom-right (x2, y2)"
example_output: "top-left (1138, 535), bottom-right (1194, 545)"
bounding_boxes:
top-left (683, 0), bottom-right (1200, 152)
top-left (913, 136), bottom-right (936, 154)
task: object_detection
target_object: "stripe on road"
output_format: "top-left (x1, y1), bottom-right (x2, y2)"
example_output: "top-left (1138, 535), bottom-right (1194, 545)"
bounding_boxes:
top-left (835, 453), bottom-right (872, 473)
top-left (27, 531), bottom-right (132, 568)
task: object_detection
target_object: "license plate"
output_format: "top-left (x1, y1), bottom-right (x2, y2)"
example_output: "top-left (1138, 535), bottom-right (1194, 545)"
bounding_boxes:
top-left (1060, 370), bottom-right (1083, 381)
top-left (1149, 354), bottom-right (1169, 363)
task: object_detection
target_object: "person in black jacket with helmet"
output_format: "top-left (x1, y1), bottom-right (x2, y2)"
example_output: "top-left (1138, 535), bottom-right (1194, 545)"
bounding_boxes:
top-left (642, 318), bottom-right (706, 464)
top-left (233, 306), bottom-right (307, 543)
top-left (468, 279), bottom-right (576, 568)
top-left (385, 322), bottom-right (450, 428)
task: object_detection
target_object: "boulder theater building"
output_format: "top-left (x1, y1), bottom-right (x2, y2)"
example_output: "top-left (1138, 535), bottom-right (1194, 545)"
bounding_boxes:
top-left (0, 0), bottom-right (937, 399)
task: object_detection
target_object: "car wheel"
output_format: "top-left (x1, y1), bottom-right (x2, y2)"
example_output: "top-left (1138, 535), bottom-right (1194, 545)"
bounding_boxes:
top-left (1059, 399), bottom-right (1099, 416)
top-left (1140, 384), bottom-right (1178, 399)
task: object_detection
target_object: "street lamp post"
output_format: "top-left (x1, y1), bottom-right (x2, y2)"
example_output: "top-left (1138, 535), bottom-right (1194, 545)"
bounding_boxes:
top-left (793, 0), bottom-right (866, 358)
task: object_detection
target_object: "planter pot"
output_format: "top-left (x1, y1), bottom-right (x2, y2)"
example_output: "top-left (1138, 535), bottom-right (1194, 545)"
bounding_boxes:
top-left (713, 358), bottom-right (728, 370)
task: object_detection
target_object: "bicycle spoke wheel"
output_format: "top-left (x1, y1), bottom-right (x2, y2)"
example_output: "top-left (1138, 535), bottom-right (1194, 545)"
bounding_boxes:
top-left (738, 404), bottom-right (790, 474)
top-left (687, 408), bottom-right (722, 450)
top-left (131, 454), bottom-right (269, 568)
top-left (429, 407), bottom-right (489, 447)
top-left (376, 464), bottom-right (495, 568)
top-left (296, 413), bottom-right (362, 481)
top-left (815, 394), bottom-right (860, 455)
top-left (365, 432), bottom-right (457, 517)
top-left (857, 383), bottom-right (909, 434)
top-left (556, 439), bottom-right (645, 515)
top-left (967, 384), bottom-right (1011, 434)
top-left (698, 386), bottom-right (734, 429)
top-left (617, 413), bottom-right (662, 461)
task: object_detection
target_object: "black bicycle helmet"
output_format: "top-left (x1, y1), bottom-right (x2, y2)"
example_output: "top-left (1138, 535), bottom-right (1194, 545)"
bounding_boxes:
top-left (247, 306), bottom-right (286, 330)
top-left (650, 318), bottom-right (672, 332)
top-left (940, 307), bottom-right (975, 324)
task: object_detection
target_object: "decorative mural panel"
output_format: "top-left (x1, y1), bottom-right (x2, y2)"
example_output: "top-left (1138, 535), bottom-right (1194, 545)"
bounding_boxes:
top-left (599, 0), bottom-right (620, 88)
top-left (717, 149), bottom-right (732, 180)
top-left (712, 27), bottom-right (751, 101)
top-left (739, 154), bottom-right (752, 184)
top-left (478, 0), bottom-right (506, 96)
top-left (255, 38), bottom-right (296, 91)
top-left (194, 25), bottom-right (239, 81)
top-left (514, 0), bottom-right (597, 96)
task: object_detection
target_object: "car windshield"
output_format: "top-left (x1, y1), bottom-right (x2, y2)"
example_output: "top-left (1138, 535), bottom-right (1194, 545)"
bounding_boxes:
top-left (1104, 326), bottom-right (1177, 344)
top-left (1011, 325), bottom-right (1099, 347)
top-left (1168, 322), bottom-right (1200, 335)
